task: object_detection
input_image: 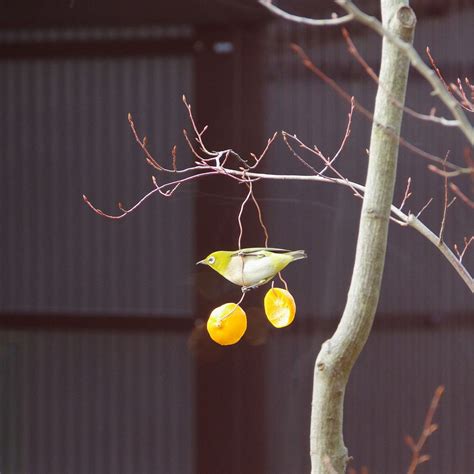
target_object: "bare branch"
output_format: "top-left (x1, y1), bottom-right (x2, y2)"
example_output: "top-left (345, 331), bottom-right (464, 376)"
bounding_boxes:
top-left (427, 164), bottom-right (473, 178)
top-left (449, 183), bottom-right (474, 209)
top-left (182, 95), bottom-right (215, 157)
top-left (451, 77), bottom-right (474, 111)
top-left (282, 131), bottom-right (320, 175)
top-left (438, 152), bottom-right (450, 243)
top-left (82, 170), bottom-right (220, 219)
top-left (335, 0), bottom-right (474, 145)
top-left (454, 236), bottom-right (474, 264)
top-left (284, 131), bottom-right (364, 198)
top-left (415, 198), bottom-right (433, 219)
top-left (85, 161), bottom-right (474, 291)
top-left (290, 43), bottom-right (464, 171)
top-left (258, 0), bottom-right (353, 26)
top-left (427, 48), bottom-right (474, 112)
top-left (128, 113), bottom-right (165, 171)
top-left (425, 47), bottom-right (451, 93)
top-left (342, 28), bottom-right (458, 127)
top-left (86, 97), bottom-right (474, 292)
top-left (319, 96), bottom-right (356, 175)
top-left (405, 386), bottom-right (445, 474)
top-left (248, 131), bottom-right (279, 170)
top-left (398, 212), bottom-right (474, 292)
top-left (399, 177), bottom-right (412, 211)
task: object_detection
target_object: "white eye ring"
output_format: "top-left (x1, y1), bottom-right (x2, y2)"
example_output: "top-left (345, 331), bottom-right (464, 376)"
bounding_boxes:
top-left (208, 256), bottom-right (215, 264)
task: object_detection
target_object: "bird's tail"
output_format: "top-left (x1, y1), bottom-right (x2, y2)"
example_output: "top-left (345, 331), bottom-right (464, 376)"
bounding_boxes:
top-left (289, 250), bottom-right (307, 261)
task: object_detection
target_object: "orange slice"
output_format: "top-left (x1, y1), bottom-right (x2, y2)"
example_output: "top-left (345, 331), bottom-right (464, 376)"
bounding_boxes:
top-left (264, 288), bottom-right (296, 328)
top-left (207, 303), bottom-right (247, 345)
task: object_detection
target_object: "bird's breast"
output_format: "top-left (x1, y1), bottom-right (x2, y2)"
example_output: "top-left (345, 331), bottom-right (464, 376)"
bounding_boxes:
top-left (224, 255), bottom-right (275, 286)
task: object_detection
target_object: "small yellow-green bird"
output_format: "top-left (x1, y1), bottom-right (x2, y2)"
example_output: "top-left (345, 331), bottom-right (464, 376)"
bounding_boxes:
top-left (197, 247), bottom-right (307, 290)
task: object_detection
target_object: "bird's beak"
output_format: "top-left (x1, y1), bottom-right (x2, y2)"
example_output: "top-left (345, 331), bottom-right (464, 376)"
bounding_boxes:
top-left (196, 259), bottom-right (206, 266)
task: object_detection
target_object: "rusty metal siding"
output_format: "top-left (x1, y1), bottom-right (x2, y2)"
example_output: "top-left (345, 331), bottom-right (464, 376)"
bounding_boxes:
top-left (0, 36), bottom-right (195, 317)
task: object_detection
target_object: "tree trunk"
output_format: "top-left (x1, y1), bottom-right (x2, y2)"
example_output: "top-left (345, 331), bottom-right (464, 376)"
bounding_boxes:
top-left (309, 1), bottom-right (416, 473)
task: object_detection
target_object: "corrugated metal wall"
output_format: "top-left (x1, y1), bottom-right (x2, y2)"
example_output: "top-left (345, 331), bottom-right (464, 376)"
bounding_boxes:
top-left (264, 324), bottom-right (474, 474)
top-left (0, 26), bottom-right (196, 474)
top-left (0, 29), bottom-right (195, 317)
top-left (0, 328), bottom-right (194, 474)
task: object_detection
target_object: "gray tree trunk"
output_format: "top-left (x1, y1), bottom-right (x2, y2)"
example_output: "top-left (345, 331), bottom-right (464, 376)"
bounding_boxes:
top-left (309, 1), bottom-right (417, 472)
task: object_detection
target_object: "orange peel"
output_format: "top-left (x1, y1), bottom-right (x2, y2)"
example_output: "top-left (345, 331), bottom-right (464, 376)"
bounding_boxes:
top-left (207, 303), bottom-right (247, 345)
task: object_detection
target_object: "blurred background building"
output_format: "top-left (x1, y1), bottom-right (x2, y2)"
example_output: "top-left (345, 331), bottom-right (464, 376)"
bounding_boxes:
top-left (1, 0), bottom-right (473, 473)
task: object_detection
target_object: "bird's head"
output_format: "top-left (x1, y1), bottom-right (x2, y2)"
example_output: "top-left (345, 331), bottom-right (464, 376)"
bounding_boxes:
top-left (196, 251), bottom-right (231, 274)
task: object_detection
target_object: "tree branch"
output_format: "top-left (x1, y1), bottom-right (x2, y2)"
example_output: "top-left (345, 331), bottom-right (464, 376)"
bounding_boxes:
top-left (258, 0), bottom-right (354, 26)
top-left (405, 385), bottom-right (445, 474)
top-left (310, 3), bottom-right (416, 472)
top-left (290, 43), bottom-right (465, 172)
top-left (335, 0), bottom-right (474, 145)
top-left (341, 28), bottom-right (459, 127)
top-left (84, 161), bottom-right (473, 292)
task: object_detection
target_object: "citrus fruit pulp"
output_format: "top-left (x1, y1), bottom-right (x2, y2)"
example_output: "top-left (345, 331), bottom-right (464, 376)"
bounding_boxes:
top-left (264, 288), bottom-right (296, 328)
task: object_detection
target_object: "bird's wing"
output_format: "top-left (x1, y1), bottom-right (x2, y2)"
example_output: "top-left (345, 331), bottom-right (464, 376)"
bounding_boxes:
top-left (230, 247), bottom-right (291, 258)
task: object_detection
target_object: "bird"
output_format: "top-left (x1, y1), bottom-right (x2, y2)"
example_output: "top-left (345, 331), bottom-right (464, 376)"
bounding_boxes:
top-left (197, 247), bottom-right (307, 291)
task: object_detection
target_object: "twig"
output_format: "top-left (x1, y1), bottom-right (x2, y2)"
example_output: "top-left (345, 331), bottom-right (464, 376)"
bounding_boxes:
top-left (342, 28), bottom-right (458, 127)
top-left (282, 131), bottom-right (320, 175)
top-left (454, 236), bottom-right (474, 264)
top-left (128, 113), bottom-right (164, 171)
top-left (248, 131), bottom-right (279, 170)
top-left (399, 177), bottom-right (412, 211)
top-left (258, 0), bottom-right (353, 26)
top-left (128, 113), bottom-right (201, 174)
top-left (427, 164), bottom-right (473, 178)
top-left (426, 48), bottom-right (474, 112)
top-left (438, 152), bottom-right (450, 243)
top-left (290, 43), bottom-right (464, 171)
top-left (425, 47), bottom-right (451, 93)
top-left (450, 77), bottom-right (474, 111)
top-left (335, 0), bottom-right (474, 145)
top-left (85, 164), bottom-right (474, 292)
top-left (82, 170), bottom-right (220, 219)
top-left (400, 212), bottom-right (473, 292)
top-left (319, 96), bottom-right (355, 176)
top-left (416, 198), bottom-right (433, 219)
top-left (405, 385), bottom-right (445, 474)
top-left (284, 131), bottom-right (364, 198)
top-left (449, 183), bottom-right (474, 209)
top-left (85, 99), bottom-right (474, 293)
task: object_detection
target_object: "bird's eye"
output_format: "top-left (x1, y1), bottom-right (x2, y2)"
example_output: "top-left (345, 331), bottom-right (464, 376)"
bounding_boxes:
top-left (208, 256), bottom-right (216, 264)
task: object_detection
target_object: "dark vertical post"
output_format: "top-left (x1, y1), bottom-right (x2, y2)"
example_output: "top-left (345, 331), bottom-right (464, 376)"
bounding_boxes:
top-left (193, 24), bottom-right (266, 474)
